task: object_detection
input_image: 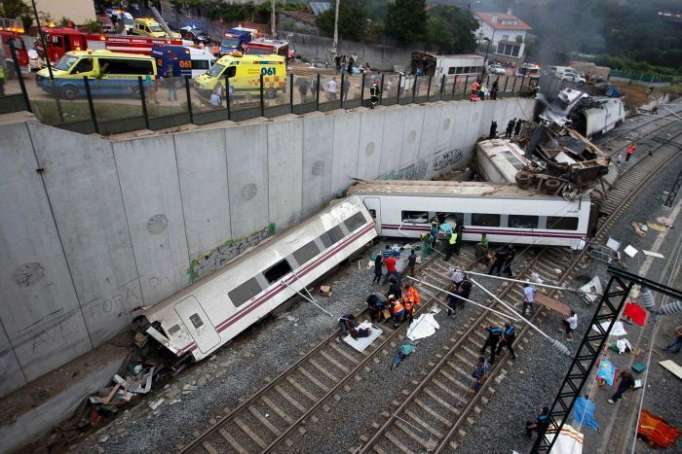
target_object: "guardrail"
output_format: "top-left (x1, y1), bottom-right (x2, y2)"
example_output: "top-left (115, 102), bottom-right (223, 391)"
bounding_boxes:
top-left (1, 49), bottom-right (538, 136)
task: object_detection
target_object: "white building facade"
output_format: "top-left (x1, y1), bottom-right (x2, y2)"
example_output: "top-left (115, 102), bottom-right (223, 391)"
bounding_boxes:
top-left (474, 11), bottom-right (531, 63)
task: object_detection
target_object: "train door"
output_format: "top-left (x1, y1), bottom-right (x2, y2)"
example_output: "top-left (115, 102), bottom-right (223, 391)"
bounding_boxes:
top-left (362, 197), bottom-right (381, 233)
top-left (174, 296), bottom-right (221, 354)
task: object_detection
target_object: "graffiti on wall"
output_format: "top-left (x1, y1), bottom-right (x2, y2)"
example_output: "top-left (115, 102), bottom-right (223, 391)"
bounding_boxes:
top-left (431, 147), bottom-right (465, 177)
top-left (378, 159), bottom-right (429, 181)
top-left (187, 223), bottom-right (276, 283)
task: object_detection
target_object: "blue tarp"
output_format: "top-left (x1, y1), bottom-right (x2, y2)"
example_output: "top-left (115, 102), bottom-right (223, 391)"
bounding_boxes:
top-left (596, 358), bottom-right (616, 386)
top-left (572, 396), bottom-right (599, 431)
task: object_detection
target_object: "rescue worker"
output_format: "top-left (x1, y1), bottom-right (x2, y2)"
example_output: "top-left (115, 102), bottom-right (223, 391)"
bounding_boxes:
top-left (496, 322), bottom-right (517, 359)
top-left (366, 292), bottom-right (387, 323)
top-left (522, 282), bottom-right (537, 317)
top-left (491, 78), bottom-right (499, 100)
top-left (626, 142), bottom-right (636, 162)
top-left (469, 79), bottom-right (481, 102)
top-left (444, 230), bottom-right (458, 261)
top-left (0, 63), bottom-right (5, 96)
top-left (454, 219), bottom-right (464, 256)
top-left (430, 220), bottom-right (439, 247)
top-left (563, 310), bottom-right (578, 340)
top-left (488, 246), bottom-right (508, 275)
top-left (514, 119), bottom-right (523, 137)
top-left (475, 233), bottom-right (490, 261)
top-left (505, 119), bottom-right (515, 138)
top-left (369, 80), bottom-right (381, 107)
top-left (526, 407), bottom-right (550, 439)
top-left (406, 249), bottom-right (417, 276)
top-left (489, 120), bottom-right (498, 138)
top-left (609, 371), bottom-right (635, 403)
top-left (383, 252), bottom-right (398, 285)
top-left (389, 295), bottom-right (406, 328)
top-left (501, 245), bottom-right (515, 277)
top-left (386, 275), bottom-right (402, 299)
top-left (372, 252), bottom-right (383, 284)
top-left (402, 283), bottom-right (421, 322)
top-left (481, 324), bottom-right (503, 363)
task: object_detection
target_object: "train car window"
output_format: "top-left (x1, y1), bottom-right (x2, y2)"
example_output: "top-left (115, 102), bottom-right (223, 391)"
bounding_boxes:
top-left (189, 313), bottom-right (204, 329)
top-left (508, 215), bottom-right (539, 228)
top-left (228, 277), bottom-right (263, 307)
top-left (293, 240), bottom-right (320, 265)
top-left (436, 212), bottom-right (464, 224)
top-left (547, 216), bottom-right (579, 230)
top-left (264, 259), bottom-right (293, 283)
top-left (168, 324), bottom-right (181, 336)
top-left (402, 211), bottom-right (429, 224)
top-left (471, 213), bottom-right (501, 227)
top-left (319, 225), bottom-right (345, 248)
top-left (344, 212), bottom-right (366, 232)
top-left (368, 209), bottom-right (376, 219)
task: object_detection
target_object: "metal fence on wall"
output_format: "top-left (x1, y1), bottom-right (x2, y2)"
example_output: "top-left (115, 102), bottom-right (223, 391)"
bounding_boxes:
top-left (1, 47), bottom-right (538, 136)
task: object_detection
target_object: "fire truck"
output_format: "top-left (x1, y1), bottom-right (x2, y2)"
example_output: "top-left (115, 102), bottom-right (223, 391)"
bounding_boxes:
top-left (34, 28), bottom-right (183, 65)
top-left (0, 18), bottom-right (28, 69)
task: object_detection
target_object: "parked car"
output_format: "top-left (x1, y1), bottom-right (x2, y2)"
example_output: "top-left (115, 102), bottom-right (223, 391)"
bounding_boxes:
top-left (550, 66), bottom-right (586, 85)
top-left (487, 63), bottom-right (506, 75)
top-left (179, 26), bottom-right (211, 44)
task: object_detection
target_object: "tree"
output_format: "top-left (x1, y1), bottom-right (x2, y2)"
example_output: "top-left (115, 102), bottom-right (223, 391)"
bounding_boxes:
top-left (385, 0), bottom-right (426, 45)
top-left (0, 0), bottom-right (30, 18)
top-left (316, 0), bottom-right (368, 43)
top-left (424, 5), bottom-right (477, 54)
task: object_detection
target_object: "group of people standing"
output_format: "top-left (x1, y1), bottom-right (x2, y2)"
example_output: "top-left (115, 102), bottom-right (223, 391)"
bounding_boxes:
top-left (469, 77), bottom-right (502, 102)
top-left (488, 117), bottom-right (525, 140)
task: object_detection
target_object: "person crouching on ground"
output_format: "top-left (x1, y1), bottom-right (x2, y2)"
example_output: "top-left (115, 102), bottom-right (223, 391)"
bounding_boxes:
top-left (389, 295), bottom-right (406, 328)
top-left (366, 292), bottom-right (387, 323)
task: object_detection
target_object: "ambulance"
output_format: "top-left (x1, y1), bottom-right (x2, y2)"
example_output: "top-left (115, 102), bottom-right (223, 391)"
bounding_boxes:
top-left (194, 52), bottom-right (286, 98)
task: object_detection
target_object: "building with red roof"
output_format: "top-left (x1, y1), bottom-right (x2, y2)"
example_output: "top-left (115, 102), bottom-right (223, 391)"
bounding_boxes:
top-left (474, 10), bottom-right (532, 63)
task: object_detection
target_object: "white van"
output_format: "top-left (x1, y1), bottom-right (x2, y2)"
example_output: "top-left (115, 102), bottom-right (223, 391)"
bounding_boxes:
top-left (552, 66), bottom-right (586, 85)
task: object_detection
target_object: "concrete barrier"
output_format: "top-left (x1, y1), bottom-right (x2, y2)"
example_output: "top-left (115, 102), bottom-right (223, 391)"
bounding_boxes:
top-left (0, 97), bottom-right (534, 397)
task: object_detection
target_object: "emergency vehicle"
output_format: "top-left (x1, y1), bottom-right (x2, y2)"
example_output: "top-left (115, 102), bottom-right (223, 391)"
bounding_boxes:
top-left (152, 44), bottom-right (215, 78)
top-left (243, 38), bottom-right (290, 58)
top-left (194, 52), bottom-right (286, 98)
top-left (34, 28), bottom-right (183, 65)
top-left (132, 17), bottom-right (180, 39)
top-left (0, 30), bottom-right (28, 69)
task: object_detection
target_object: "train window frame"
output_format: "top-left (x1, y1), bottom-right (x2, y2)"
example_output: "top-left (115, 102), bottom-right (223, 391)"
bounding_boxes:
top-left (471, 213), bottom-right (501, 227)
top-left (263, 259), bottom-right (293, 284)
top-left (293, 240), bottom-right (320, 265)
top-left (547, 216), bottom-right (579, 231)
top-left (401, 211), bottom-right (429, 224)
top-left (508, 215), bottom-right (539, 229)
top-left (344, 212), bottom-right (366, 233)
top-left (168, 324), bottom-right (182, 336)
top-left (319, 225), bottom-right (345, 248)
top-left (436, 212), bottom-right (464, 225)
top-left (189, 313), bottom-right (204, 329)
top-left (228, 277), bottom-right (263, 307)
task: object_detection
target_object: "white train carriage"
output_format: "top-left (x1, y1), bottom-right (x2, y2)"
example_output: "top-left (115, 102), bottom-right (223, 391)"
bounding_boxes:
top-left (573, 97), bottom-right (625, 137)
top-left (348, 180), bottom-right (591, 249)
top-left (136, 196), bottom-right (377, 362)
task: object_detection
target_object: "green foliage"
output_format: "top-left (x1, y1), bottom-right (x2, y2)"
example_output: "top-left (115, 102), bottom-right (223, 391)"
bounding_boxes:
top-left (385, 0), bottom-right (427, 45)
top-left (424, 5), bottom-right (478, 54)
top-left (316, 0), bottom-right (368, 42)
top-left (0, 0), bottom-right (30, 18)
top-left (83, 19), bottom-right (102, 33)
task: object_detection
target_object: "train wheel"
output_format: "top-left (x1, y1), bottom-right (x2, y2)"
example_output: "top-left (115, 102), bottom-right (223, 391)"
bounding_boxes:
top-left (544, 178), bottom-right (562, 193)
top-left (515, 171), bottom-right (532, 189)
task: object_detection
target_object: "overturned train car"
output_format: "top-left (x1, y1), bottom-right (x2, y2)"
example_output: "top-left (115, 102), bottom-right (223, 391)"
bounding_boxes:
top-left (135, 196), bottom-right (377, 363)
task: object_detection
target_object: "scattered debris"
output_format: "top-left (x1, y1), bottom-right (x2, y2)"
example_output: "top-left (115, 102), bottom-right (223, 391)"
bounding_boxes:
top-left (580, 276), bottom-right (603, 304)
top-left (148, 398), bottom-right (165, 411)
top-left (659, 359), bottom-right (682, 380)
top-left (406, 313), bottom-right (440, 341)
top-left (647, 222), bottom-right (668, 232)
top-left (638, 410), bottom-right (681, 448)
top-left (319, 285), bottom-right (332, 297)
top-left (593, 320), bottom-right (627, 336)
top-left (596, 358), bottom-right (616, 385)
top-left (656, 216), bottom-right (674, 227)
top-left (606, 237), bottom-right (621, 252)
top-left (624, 245), bottom-right (639, 258)
top-left (642, 250), bottom-right (664, 259)
top-left (632, 222), bottom-right (646, 237)
top-left (535, 293), bottom-right (571, 316)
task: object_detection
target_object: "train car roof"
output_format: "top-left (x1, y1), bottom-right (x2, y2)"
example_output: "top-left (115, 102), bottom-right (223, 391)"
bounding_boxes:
top-left (347, 180), bottom-right (588, 200)
top-left (141, 196), bottom-right (369, 313)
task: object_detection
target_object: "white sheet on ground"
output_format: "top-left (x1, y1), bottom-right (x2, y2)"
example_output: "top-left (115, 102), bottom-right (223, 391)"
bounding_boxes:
top-left (580, 276), bottom-right (602, 303)
top-left (592, 320), bottom-right (627, 337)
top-left (343, 321), bottom-right (383, 353)
top-left (549, 423), bottom-right (583, 454)
top-left (407, 313), bottom-right (440, 341)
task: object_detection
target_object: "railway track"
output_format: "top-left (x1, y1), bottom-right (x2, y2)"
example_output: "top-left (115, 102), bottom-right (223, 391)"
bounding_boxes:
top-left (178, 123), bottom-right (682, 454)
top-left (178, 246), bottom-right (497, 454)
top-left (352, 126), bottom-right (682, 454)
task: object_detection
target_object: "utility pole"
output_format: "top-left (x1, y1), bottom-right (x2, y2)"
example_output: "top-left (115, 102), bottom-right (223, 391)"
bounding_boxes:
top-left (333, 0), bottom-right (340, 55)
top-left (271, 0), bottom-right (276, 37)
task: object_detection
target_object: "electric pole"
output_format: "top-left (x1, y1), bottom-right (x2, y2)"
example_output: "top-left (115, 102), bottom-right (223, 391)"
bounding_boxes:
top-left (333, 0), bottom-right (340, 55)
top-left (271, 0), bottom-right (276, 37)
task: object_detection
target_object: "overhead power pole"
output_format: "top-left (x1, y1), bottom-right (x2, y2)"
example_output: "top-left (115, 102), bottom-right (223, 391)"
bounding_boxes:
top-left (333, 0), bottom-right (340, 55)
top-left (271, 0), bottom-right (276, 37)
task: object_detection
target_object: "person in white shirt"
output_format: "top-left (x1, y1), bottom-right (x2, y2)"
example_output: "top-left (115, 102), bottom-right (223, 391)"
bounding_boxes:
top-left (563, 310), bottom-right (578, 340)
top-left (326, 77), bottom-right (338, 101)
top-left (522, 283), bottom-right (536, 316)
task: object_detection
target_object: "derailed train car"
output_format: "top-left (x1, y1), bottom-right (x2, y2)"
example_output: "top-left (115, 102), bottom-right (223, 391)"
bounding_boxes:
top-left (348, 180), bottom-right (591, 249)
top-left (135, 196), bottom-right (377, 363)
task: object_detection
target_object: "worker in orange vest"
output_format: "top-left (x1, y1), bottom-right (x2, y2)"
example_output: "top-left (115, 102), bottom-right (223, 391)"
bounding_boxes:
top-left (626, 143), bottom-right (636, 162)
top-left (389, 295), bottom-right (406, 328)
top-left (402, 283), bottom-right (422, 322)
top-left (469, 79), bottom-right (481, 102)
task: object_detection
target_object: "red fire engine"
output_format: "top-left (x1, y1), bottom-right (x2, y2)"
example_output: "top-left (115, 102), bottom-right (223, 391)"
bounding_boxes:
top-left (0, 29), bottom-right (28, 67)
top-left (34, 28), bottom-right (183, 64)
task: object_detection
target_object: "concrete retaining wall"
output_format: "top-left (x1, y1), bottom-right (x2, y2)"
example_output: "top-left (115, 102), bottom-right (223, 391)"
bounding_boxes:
top-left (0, 97), bottom-right (534, 397)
